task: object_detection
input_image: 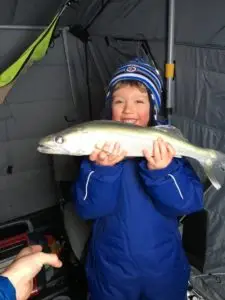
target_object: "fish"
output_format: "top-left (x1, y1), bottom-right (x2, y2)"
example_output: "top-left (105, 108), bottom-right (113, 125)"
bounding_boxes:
top-left (37, 120), bottom-right (225, 190)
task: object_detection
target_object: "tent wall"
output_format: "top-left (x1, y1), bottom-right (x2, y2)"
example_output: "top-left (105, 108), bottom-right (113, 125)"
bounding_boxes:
top-left (0, 0), bottom-right (64, 26)
top-left (171, 44), bottom-right (225, 185)
top-left (0, 29), bottom-right (86, 223)
top-left (189, 185), bottom-right (225, 300)
top-left (87, 0), bottom-right (225, 48)
top-left (52, 32), bottom-right (90, 182)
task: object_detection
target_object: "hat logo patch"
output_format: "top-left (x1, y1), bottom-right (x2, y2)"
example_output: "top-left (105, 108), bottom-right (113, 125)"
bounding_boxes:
top-left (126, 66), bottom-right (136, 72)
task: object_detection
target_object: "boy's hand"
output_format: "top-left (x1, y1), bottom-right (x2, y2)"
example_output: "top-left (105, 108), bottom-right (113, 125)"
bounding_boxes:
top-left (90, 142), bottom-right (127, 166)
top-left (143, 138), bottom-right (176, 170)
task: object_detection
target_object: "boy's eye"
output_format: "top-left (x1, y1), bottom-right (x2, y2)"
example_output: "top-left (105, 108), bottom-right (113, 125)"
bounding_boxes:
top-left (136, 100), bottom-right (144, 103)
top-left (113, 99), bottom-right (123, 104)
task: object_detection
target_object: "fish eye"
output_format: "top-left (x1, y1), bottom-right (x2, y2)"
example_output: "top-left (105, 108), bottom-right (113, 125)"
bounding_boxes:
top-left (55, 136), bottom-right (64, 144)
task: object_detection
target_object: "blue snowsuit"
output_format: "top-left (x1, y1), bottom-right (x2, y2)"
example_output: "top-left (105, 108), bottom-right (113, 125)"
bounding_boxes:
top-left (0, 276), bottom-right (16, 300)
top-left (73, 156), bottom-right (203, 300)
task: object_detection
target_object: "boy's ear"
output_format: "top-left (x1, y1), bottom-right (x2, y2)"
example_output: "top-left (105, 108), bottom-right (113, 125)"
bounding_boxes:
top-left (148, 97), bottom-right (156, 126)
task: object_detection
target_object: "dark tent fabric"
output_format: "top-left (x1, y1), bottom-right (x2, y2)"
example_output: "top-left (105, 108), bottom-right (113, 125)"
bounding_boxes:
top-left (1, 0), bottom-right (225, 299)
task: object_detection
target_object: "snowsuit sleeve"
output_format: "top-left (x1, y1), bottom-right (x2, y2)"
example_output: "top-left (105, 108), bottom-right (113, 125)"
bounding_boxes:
top-left (138, 158), bottom-right (204, 217)
top-left (0, 276), bottom-right (16, 300)
top-left (72, 158), bottom-right (123, 220)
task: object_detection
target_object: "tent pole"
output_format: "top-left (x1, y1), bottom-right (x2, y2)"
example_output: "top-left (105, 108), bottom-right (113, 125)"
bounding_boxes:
top-left (0, 25), bottom-right (64, 31)
top-left (166, 0), bottom-right (175, 124)
top-left (62, 28), bottom-right (78, 113)
top-left (88, 43), bottom-right (106, 86)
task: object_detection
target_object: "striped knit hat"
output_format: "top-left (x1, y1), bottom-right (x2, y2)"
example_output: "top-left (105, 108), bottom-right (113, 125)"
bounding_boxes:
top-left (106, 58), bottom-right (163, 118)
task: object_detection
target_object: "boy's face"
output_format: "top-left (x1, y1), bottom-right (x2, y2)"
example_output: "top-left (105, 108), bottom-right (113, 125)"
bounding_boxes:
top-left (111, 85), bottom-right (150, 127)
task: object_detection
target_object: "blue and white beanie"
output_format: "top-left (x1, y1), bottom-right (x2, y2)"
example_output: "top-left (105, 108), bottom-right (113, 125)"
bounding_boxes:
top-left (106, 58), bottom-right (163, 120)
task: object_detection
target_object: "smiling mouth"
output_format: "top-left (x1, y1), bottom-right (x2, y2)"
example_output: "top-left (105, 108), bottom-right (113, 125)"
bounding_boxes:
top-left (122, 119), bottom-right (137, 124)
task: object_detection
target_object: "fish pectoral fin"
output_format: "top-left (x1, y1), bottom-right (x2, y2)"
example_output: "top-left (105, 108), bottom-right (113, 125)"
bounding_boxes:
top-left (154, 125), bottom-right (188, 142)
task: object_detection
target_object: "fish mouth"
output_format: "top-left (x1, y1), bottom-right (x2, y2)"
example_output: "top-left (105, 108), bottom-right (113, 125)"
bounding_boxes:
top-left (37, 144), bottom-right (70, 155)
top-left (37, 144), bottom-right (54, 154)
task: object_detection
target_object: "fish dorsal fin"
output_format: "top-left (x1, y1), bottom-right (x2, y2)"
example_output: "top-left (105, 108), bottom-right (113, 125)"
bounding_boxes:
top-left (154, 124), bottom-right (188, 142)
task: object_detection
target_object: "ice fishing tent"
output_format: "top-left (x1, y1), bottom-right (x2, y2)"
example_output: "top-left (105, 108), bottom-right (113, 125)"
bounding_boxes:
top-left (1, 0), bottom-right (225, 299)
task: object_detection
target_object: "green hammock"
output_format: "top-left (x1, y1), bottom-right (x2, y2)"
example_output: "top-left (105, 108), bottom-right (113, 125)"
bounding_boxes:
top-left (0, 2), bottom-right (67, 104)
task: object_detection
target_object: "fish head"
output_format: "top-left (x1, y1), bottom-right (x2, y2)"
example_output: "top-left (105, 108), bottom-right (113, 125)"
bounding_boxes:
top-left (37, 126), bottom-right (90, 155)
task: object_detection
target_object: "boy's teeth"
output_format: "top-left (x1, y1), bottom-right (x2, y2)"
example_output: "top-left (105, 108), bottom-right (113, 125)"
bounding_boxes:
top-left (123, 120), bottom-right (136, 124)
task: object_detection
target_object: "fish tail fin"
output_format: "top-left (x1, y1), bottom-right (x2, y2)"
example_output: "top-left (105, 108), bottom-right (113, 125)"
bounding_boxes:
top-left (200, 150), bottom-right (225, 190)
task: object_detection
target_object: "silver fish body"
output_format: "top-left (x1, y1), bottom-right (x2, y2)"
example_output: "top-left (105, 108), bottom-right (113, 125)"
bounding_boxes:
top-left (37, 120), bottom-right (225, 190)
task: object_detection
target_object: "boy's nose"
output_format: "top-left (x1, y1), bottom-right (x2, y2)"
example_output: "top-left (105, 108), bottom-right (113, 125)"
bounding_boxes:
top-left (123, 103), bottom-right (134, 113)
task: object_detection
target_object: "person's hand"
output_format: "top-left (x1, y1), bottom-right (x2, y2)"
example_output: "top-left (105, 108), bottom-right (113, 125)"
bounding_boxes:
top-left (2, 245), bottom-right (62, 300)
top-left (89, 142), bottom-right (127, 166)
top-left (143, 137), bottom-right (176, 170)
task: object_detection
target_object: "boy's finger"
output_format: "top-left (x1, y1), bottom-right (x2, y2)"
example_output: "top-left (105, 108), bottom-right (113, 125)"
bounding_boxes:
top-left (98, 151), bottom-right (108, 161)
top-left (95, 142), bottom-right (111, 153)
top-left (113, 150), bottom-right (127, 164)
top-left (143, 149), bottom-right (155, 166)
top-left (89, 149), bottom-right (99, 161)
top-left (109, 143), bottom-right (124, 161)
top-left (143, 149), bottom-right (156, 166)
top-left (153, 140), bottom-right (161, 161)
top-left (167, 143), bottom-right (176, 156)
top-left (147, 156), bottom-right (156, 168)
top-left (158, 139), bottom-right (167, 160)
top-left (102, 142), bottom-right (111, 153)
top-left (143, 149), bottom-right (152, 160)
top-left (109, 142), bottom-right (120, 158)
top-left (108, 144), bottom-right (120, 162)
top-left (113, 142), bottom-right (121, 156)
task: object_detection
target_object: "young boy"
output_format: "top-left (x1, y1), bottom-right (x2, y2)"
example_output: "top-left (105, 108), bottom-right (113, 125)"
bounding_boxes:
top-left (72, 58), bottom-right (203, 300)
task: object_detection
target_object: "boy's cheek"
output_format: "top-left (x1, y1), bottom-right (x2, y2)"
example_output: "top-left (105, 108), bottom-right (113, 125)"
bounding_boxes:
top-left (112, 109), bottom-right (122, 121)
top-left (138, 113), bottom-right (150, 127)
